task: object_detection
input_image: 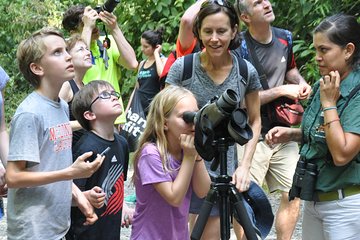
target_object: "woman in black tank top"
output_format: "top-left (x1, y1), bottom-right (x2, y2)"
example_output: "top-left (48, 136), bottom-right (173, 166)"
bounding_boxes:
top-left (126, 28), bottom-right (167, 116)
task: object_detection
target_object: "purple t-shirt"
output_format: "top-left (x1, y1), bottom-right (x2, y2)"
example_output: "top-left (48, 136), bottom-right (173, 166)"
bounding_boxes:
top-left (130, 143), bottom-right (192, 240)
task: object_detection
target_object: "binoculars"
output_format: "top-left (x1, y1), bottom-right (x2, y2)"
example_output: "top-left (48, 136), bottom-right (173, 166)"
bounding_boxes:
top-left (289, 158), bottom-right (318, 201)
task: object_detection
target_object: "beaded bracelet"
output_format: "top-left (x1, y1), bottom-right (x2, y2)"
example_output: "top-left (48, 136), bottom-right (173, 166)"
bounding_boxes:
top-left (324, 118), bottom-right (340, 126)
top-left (323, 106), bottom-right (337, 112)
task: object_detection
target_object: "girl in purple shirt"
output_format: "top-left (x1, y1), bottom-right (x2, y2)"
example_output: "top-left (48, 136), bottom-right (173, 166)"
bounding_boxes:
top-left (130, 86), bottom-right (210, 240)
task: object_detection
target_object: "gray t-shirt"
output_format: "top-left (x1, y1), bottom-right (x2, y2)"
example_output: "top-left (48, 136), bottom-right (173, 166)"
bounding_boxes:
top-left (7, 92), bottom-right (73, 240)
top-left (166, 52), bottom-right (261, 177)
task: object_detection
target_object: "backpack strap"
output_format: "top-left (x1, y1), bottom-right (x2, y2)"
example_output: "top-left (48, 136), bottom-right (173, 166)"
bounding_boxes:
top-left (92, 39), bottom-right (109, 69)
top-left (96, 39), bottom-right (104, 58)
top-left (243, 31), bottom-right (268, 89)
top-left (181, 54), bottom-right (194, 82)
top-left (237, 56), bottom-right (248, 85)
top-left (238, 32), bottom-right (250, 60)
top-left (159, 50), bottom-right (177, 89)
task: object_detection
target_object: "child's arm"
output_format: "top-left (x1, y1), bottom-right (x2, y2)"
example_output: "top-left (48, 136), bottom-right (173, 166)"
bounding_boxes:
top-left (191, 159), bottom-right (211, 199)
top-left (72, 183), bottom-right (98, 226)
top-left (83, 186), bottom-right (106, 209)
top-left (0, 165), bottom-right (6, 196)
top-left (153, 134), bottom-right (197, 207)
top-left (0, 97), bottom-right (8, 166)
top-left (6, 152), bottom-right (104, 188)
top-left (121, 202), bottom-right (134, 228)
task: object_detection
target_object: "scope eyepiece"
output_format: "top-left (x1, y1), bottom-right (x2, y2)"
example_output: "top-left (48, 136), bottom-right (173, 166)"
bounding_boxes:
top-left (183, 111), bottom-right (197, 124)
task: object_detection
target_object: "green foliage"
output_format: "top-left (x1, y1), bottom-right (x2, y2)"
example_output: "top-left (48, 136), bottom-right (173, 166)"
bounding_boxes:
top-left (1, 0), bottom-right (360, 124)
top-left (0, 0), bottom-right (76, 123)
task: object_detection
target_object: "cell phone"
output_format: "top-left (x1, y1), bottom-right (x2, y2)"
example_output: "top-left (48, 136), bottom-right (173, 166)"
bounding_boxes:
top-left (100, 147), bottom-right (111, 156)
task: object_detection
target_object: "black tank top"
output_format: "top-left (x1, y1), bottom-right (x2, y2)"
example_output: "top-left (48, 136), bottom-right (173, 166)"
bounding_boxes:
top-left (68, 79), bottom-right (80, 121)
top-left (137, 61), bottom-right (161, 115)
top-left (67, 79), bottom-right (85, 147)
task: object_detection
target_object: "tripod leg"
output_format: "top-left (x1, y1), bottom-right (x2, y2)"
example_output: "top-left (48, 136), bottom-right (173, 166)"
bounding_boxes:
top-left (191, 187), bottom-right (218, 240)
top-left (229, 186), bottom-right (259, 240)
top-left (219, 189), bottom-right (230, 239)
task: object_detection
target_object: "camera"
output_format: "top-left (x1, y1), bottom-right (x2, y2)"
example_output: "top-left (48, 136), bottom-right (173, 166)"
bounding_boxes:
top-left (289, 158), bottom-right (318, 201)
top-left (183, 89), bottom-right (253, 163)
top-left (95, 0), bottom-right (120, 14)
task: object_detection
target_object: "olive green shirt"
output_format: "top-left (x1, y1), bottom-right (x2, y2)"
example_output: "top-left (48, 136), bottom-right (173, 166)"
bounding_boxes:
top-left (300, 67), bottom-right (360, 192)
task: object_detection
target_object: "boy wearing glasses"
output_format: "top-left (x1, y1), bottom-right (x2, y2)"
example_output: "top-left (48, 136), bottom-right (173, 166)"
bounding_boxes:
top-left (6, 27), bottom-right (104, 240)
top-left (68, 80), bottom-right (132, 240)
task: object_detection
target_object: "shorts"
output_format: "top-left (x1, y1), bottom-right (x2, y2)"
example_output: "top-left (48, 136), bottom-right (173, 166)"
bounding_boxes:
top-left (237, 141), bottom-right (299, 193)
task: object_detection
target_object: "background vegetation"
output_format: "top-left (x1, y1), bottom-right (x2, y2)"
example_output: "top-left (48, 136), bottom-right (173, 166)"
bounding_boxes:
top-left (0, 0), bottom-right (359, 124)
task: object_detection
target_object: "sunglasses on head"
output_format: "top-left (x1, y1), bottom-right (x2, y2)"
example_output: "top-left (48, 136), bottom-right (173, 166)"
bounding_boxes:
top-left (88, 90), bottom-right (120, 110)
top-left (201, 0), bottom-right (231, 9)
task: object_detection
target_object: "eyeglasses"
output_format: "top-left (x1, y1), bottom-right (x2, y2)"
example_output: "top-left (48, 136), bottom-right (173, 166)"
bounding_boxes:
top-left (88, 90), bottom-right (121, 110)
top-left (201, 0), bottom-right (231, 9)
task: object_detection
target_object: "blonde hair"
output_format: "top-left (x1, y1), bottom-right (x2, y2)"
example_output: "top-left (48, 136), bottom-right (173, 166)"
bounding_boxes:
top-left (132, 86), bottom-right (195, 183)
top-left (16, 27), bottom-right (64, 88)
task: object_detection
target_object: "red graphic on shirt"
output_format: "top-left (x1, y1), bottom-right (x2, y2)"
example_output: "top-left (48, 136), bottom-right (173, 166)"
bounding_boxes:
top-left (101, 173), bottom-right (124, 216)
top-left (49, 123), bottom-right (72, 152)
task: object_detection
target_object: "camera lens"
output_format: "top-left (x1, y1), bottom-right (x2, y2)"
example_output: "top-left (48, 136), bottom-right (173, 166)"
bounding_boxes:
top-left (102, 0), bottom-right (120, 13)
top-left (216, 89), bottom-right (238, 114)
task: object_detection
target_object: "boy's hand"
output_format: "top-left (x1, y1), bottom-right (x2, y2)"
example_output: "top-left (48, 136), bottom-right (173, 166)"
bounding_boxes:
top-left (77, 192), bottom-right (98, 226)
top-left (71, 152), bottom-right (105, 179)
top-left (85, 186), bottom-right (106, 209)
top-left (121, 202), bottom-right (134, 228)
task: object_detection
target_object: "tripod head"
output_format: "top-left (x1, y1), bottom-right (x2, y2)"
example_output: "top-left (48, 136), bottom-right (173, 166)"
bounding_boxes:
top-left (183, 89), bottom-right (253, 167)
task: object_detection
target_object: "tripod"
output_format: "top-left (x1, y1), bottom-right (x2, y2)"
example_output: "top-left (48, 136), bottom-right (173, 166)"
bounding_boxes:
top-left (190, 138), bottom-right (259, 240)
